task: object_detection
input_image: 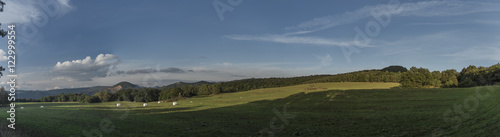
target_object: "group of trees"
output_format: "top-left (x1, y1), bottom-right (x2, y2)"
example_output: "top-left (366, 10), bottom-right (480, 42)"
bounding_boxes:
top-left (0, 87), bottom-right (9, 106)
top-left (14, 98), bottom-right (40, 102)
top-left (457, 64), bottom-right (500, 87)
top-left (40, 93), bottom-right (90, 103)
top-left (304, 71), bottom-right (403, 83)
top-left (303, 66), bottom-right (407, 84)
top-left (400, 64), bottom-right (500, 88)
top-left (400, 67), bottom-right (459, 88)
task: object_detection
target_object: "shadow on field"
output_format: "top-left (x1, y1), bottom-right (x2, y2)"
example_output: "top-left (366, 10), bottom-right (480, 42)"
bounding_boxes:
top-left (9, 86), bottom-right (500, 136)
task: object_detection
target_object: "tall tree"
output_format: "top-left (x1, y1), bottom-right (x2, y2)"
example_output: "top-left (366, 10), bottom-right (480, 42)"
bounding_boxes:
top-left (94, 92), bottom-right (112, 102)
top-left (400, 67), bottom-right (434, 88)
top-left (0, 0), bottom-right (5, 12)
top-left (0, 87), bottom-right (8, 106)
top-left (441, 69), bottom-right (459, 87)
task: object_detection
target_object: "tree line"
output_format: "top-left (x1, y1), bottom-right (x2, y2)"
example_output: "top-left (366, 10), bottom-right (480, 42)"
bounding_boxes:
top-left (400, 64), bottom-right (500, 88)
top-left (35, 66), bottom-right (408, 103)
top-left (3, 64), bottom-right (500, 104)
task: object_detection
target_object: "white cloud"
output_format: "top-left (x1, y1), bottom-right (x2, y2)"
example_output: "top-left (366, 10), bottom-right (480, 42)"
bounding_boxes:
top-left (225, 35), bottom-right (373, 47)
top-left (45, 86), bottom-right (60, 90)
top-left (0, 49), bottom-right (8, 61)
top-left (51, 54), bottom-right (120, 81)
top-left (17, 60), bottom-right (331, 90)
top-left (222, 62), bottom-right (231, 66)
top-left (0, 0), bottom-right (74, 24)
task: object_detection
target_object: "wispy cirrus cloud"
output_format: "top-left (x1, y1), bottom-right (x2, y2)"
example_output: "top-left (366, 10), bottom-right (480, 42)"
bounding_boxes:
top-left (227, 1), bottom-right (500, 47)
top-left (286, 0), bottom-right (500, 35)
top-left (378, 31), bottom-right (461, 56)
top-left (377, 30), bottom-right (500, 63)
top-left (444, 46), bottom-right (500, 61)
top-left (224, 35), bottom-right (374, 47)
top-left (123, 67), bottom-right (186, 75)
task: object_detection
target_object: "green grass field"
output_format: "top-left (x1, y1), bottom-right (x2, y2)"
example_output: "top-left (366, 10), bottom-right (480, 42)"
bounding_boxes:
top-left (2, 82), bottom-right (500, 136)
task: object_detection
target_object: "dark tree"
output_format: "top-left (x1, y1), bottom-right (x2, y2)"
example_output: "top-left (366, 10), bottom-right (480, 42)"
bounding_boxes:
top-left (85, 96), bottom-right (101, 103)
top-left (400, 67), bottom-right (435, 88)
top-left (0, 87), bottom-right (8, 106)
top-left (0, 1), bottom-right (6, 37)
top-left (0, 0), bottom-right (5, 12)
top-left (441, 69), bottom-right (459, 87)
top-left (94, 92), bottom-right (112, 102)
top-left (381, 65), bottom-right (408, 73)
top-left (0, 22), bottom-right (7, 38)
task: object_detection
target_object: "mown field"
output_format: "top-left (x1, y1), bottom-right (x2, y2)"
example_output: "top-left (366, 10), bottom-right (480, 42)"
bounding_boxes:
top-left (2, 82), bottom-right (500, 136)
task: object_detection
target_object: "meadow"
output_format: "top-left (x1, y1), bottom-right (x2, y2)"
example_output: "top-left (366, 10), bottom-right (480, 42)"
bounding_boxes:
top-left (2, 82), bottom-right (500, 136)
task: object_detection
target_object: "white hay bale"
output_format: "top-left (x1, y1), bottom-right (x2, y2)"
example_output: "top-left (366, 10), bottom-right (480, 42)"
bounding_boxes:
top-left (20, 107), bottom-right (24, 109)
top-left (173, 102), bottom-right (178, 106)
top-left (158, 101), bottom-right (161, 104)
top-left (190, 101), bottom-right (193, 103)
top-left (143, 103), bottom-right (148, 107)
top-left (40, 106), bottom-right (44, 108)
top-left (116, 103), bottom-right (121, 107)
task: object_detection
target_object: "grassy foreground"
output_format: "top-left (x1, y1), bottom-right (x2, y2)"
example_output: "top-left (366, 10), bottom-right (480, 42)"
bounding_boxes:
top-left (2, 82), bottom-right (500, 136)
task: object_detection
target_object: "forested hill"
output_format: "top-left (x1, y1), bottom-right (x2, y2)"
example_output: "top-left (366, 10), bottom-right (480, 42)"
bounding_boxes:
top-left (16, 64), bottom-right (500, 103)
top-left (161, 81), bottom-right (215, 89)
top-left (19, 65), bottom-right (405, 102)
top-left (217, 69), bottom-right (404, 93)
top-left (15, 81), bottom-right (142, 99)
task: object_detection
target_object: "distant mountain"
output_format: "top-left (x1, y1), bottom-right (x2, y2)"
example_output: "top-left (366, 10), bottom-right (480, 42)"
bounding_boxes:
top-left (17, 81), bottom-right (141, 99)
top-left (17, 86), bottom-right (108, 99)
top-left (162, 81), bottom-right (215, 89)
top-left (107, 81), bottom-right (142, 93)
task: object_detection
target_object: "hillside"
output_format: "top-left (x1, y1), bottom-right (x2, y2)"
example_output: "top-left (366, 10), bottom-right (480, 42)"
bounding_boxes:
top-left (17, 81), bottom-right (141, 99)
top-left (107, 81), bottom-right (142, 93)
top-left (16, 66), bottom-right (405, 100)
top-left (17, 86), bottom-right (108, 99)
top-left (5, 82), bottom-right (400, 136)
top-left (8, 83), bottom-right (500, 136)
top-left (161, 81), bottom-right (215, 89)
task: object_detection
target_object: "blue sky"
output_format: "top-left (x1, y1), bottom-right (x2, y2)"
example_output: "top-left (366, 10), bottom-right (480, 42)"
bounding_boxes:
top-left (0, 0), bottom-right (500, 90)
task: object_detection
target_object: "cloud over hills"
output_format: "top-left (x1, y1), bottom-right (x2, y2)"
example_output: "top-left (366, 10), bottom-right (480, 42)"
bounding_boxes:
top-left (51, 54), bottom-right (119, 81)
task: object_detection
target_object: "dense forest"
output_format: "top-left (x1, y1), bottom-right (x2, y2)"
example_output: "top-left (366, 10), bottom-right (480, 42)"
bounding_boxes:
top-left (7, 64), bottom-right (500, 103)
top-left (400, 64), bottom-right (500, 88)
